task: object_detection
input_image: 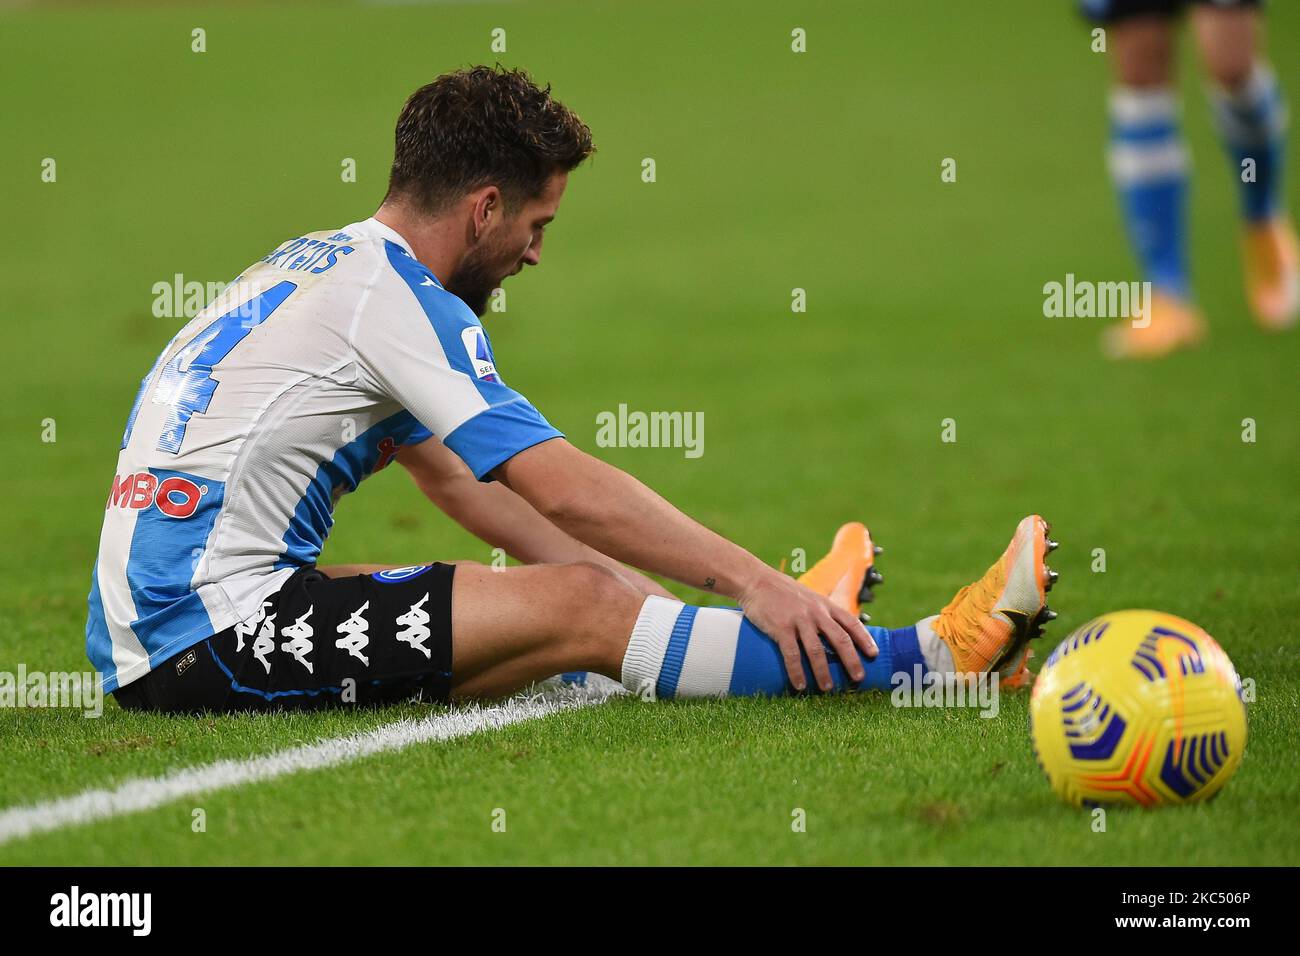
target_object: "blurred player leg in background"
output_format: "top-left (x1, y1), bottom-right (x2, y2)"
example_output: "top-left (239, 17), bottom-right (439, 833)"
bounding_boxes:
top-left (1090, 3), bottom-right (1206, 358)
top-left (1193, 3), bottom-right (1298, 329)
top-left (1087, 0), bottom-right (1295, 358)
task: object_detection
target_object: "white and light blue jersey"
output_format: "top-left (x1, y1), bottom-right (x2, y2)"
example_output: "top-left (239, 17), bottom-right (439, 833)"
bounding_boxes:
top-left (87, 217), bottom-right (562, 692)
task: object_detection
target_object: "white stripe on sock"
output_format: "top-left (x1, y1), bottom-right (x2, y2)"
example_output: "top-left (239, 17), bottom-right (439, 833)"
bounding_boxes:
top-left (620, 595), bottom-right (684, 697)
top-left (1109, 86), bottom-right (1178, 126)
top-left (1208, 61), bottom-right (1287, 145)
top-left (674, 607), bottom-right (742, 697)
top-left (1108, 140), bottom-right (1188, 184)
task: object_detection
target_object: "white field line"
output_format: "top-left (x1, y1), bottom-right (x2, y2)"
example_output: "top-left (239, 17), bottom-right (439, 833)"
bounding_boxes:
top-left (0, 680), bottom-right (621, 847)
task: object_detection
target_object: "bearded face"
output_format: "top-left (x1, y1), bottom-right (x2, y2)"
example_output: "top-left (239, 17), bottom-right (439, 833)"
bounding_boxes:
top-left (444, 220), bottom-right (523, 316)
top-left (443, 172), bottom-right (567, 316)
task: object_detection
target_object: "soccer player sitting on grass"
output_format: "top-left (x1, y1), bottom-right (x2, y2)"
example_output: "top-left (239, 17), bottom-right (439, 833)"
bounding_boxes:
top-left (88, 67), bottom-right (1058, 714)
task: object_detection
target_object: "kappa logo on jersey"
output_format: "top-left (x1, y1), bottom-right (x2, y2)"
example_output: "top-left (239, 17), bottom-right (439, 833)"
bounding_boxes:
top-left (234, 601), bottom-right (272, 653)
top-left (373, 565), bottom-right (433, 583)
top-left (460, 326), bottom-right (499, 382)
top-left (279, 605), bottom-right (315, 674)
top-left (335, 601), bottom-right (371, 666)
top-left (395, 593), bottom-right (432, 658)
top-left (106, 473), bottom-right (207, 519)
top-left (252, 612), bottom-right (278, 673)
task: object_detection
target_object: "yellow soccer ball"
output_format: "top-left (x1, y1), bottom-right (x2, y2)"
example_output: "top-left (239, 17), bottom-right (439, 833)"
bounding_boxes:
top-left (1029, 609), bottom-right (1247, 807)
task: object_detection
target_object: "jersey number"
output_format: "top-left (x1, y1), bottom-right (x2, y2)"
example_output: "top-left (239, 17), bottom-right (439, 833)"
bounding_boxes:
top-left (127, 280), bottom-right (297, 454)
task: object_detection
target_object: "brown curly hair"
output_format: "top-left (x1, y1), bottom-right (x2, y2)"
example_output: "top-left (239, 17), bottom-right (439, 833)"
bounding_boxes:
top-left (385, 65), bottom-right (595, 214)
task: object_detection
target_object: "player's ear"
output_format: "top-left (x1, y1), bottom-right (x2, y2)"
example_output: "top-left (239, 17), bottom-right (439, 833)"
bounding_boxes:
top-left (471, 186), bottom-right (502, 240)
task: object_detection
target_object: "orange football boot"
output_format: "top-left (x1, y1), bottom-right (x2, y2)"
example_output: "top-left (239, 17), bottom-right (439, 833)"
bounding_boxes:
top-left (999, 647), bottom-right (1037, 691)
top-left (1242, 217), bottom-right (1300, 331)
top-left (1102, 291), bottom-right (1206, 360)
top-left (797, 522), bottom-right (882, 623)
top-left (932, 515), bottom-right (1058, 677)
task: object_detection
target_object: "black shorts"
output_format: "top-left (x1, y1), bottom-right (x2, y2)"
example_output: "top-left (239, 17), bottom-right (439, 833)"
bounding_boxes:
top-left (113, 563), bottom-right (456, 714)
top-left (1080, 0), bottom-right (1260, 22)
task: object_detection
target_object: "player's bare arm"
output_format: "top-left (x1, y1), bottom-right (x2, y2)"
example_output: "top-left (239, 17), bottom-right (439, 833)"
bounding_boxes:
top-left (378, 436), bottom-right (675, 600)
top-left (494, 437), bottom-right (877, 690)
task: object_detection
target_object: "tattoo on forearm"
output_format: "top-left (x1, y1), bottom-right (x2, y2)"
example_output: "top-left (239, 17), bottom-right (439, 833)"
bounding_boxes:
top-left (703, 576), bottom-right (716, 590)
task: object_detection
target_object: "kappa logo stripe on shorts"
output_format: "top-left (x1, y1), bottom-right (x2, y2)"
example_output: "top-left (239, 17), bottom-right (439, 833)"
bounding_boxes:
top-left (113, 564), bottom-right (457, 714)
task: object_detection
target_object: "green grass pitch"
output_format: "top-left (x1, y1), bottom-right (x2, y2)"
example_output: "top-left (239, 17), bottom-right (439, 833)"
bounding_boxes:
top-left (1, 0), bottom-right (1297, 865)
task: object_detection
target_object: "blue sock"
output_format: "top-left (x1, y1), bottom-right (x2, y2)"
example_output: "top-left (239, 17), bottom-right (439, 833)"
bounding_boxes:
top-left (1108, 86), bottom-right (1191, 298)
top-left (619, 596), bottom-right (928, 698)
top-left (1208, 62), bottom-right (1288, 224)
